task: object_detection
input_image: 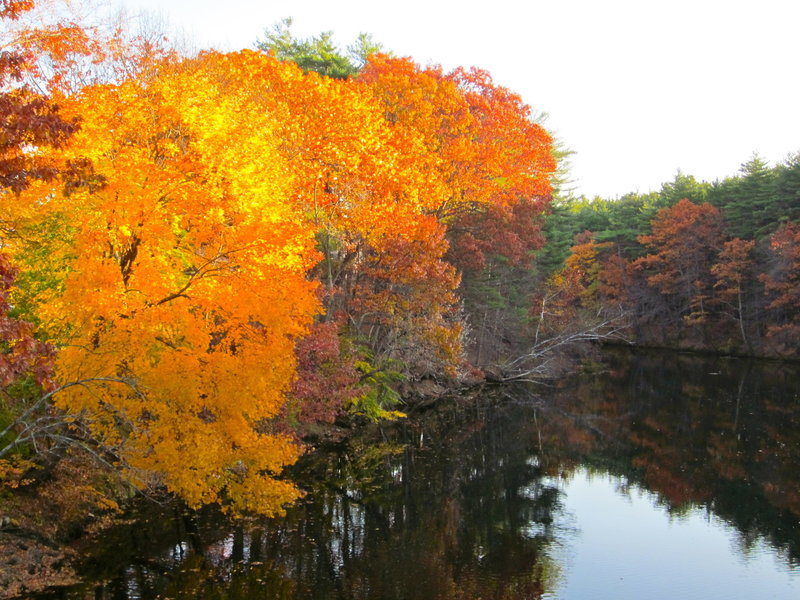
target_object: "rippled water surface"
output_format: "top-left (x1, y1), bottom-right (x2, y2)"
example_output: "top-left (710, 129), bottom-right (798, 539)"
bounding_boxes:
top-left (37, 350), bottom-right (800, 599)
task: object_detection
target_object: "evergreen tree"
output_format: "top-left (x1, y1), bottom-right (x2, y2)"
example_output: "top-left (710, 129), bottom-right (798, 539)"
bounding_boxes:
top-left (658, 171), bottom-right (710, 206)
top-left (773, 152), bottom-right (800, 228)
top-left (257, 18), bottom-right (383, 79)
top-left (710, 154), bottom-right (778, 240)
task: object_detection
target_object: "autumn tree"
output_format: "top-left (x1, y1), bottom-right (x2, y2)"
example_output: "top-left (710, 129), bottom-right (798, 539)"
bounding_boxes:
top-left (476, 231), bottom-right (630, 383)
top-left (285, 320), bottom-right (366, 428)
top-left (0, 253), bottom-right (56, 477)
top-left (349, 219), bottom-right (463, 377)
top-left (633, 199), bottom-right (724, 328)
top-left (760, 223), bottom-right (800, 355)
top-left (552, 232), bottom-right (627, 321)
top-left (235, 50), bottom-right (449, 382)
top-left (5, 50), bottom-right (322, 515)
top-left (448, 197), bottom-right (548, 364)
top-left (711, 238), bottom-right (757, 350)
top-left (358, 55), bottom-right (553, 218)
top-left (537, 156), bottom-right (800, 356)
top-left (4, 7), bottom-right (562, 514)
top-left (2, 0), bottom-right (182, 96)
top-left (531, 231), bottom-right (602, 344)
top-left (0, 255), bottom-right (53, 392)
top-left (0, 0), bottom-right (74, 481)
top-left (254, 49), bottom-right (555, 379)
top-left (0, 0), bottom-right (83, 192)
top-left (538, 192), bottom-right (657, 275)
top-left (354, 55), bottom-right (554, 372)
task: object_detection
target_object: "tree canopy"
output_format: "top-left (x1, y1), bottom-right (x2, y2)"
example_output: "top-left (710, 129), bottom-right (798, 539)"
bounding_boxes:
top-left (1, 1), bottom-right (556, 514)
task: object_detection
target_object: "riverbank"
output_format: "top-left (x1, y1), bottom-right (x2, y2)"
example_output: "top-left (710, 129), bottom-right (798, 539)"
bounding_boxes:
top-left (0, 454), bottom-right (116, 597)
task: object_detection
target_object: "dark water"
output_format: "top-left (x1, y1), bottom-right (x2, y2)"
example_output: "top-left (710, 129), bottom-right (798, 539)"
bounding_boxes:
top-left (38, 350), bottom-right (800, 599)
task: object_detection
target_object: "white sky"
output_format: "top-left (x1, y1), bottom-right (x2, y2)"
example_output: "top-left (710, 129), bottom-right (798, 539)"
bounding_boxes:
top-left (117, 0), bottom-right (800, 199)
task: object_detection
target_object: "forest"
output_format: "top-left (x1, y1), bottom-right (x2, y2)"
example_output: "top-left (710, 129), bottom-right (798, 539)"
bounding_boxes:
top-left (0, 0), bottom-right (798, 568)
top-left (539, 157), bottom-right (800, 359)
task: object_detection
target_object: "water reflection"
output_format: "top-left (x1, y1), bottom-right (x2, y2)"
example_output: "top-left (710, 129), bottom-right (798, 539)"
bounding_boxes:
top-left (544, 468), bottom-right (800, 600)
top-left (544, 350), bottom-right (800, 565)
top-left (36, 350), bottom-right (800, 599)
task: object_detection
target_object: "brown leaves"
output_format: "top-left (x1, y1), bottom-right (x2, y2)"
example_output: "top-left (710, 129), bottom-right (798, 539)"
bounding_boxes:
top-left (634, 199), bottom-right (724, 322)
top-left (760, 223), bottom-right (800, 351)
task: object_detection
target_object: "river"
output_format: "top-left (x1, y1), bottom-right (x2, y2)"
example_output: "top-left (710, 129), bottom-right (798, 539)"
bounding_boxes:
top-left (34, 349), bottom-right (800, 599)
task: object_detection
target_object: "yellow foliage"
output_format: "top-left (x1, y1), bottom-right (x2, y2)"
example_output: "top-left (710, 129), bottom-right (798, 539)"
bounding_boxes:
top-left (5, 52), bottom-right (322, 515)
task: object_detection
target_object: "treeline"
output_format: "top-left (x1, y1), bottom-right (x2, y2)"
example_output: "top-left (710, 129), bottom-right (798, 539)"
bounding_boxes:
top-left (538, 155), bottom-right (800, 357)
top-left (0, 1), bottom-right (555, 519)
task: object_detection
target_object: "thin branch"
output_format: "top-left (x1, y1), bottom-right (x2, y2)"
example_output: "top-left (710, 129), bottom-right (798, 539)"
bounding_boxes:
top-left (494, 309), bottom-right (631, 383)
top-left (0, 377), bottom-right (140, 458)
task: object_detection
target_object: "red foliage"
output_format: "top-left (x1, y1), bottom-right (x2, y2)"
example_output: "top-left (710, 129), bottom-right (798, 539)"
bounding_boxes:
top-left (597, 250), bottom-right (631, 307)
top-left (712, 238), bottom-right (755, 298)
top-left (634, 199), bottom-right (724, 321)
top-left (0, 1), bottom-right (80, 192)
top-left (0, 253), bottom-right (54, 390)
top-left (760, 223), bottom-right (800, 351)
top-left (288, 320), bottom-right (365, 425)
top-left (449, 197), bottom-right (548, 271)
top-left (351, 224), bottom-right (464, 375)
top-left (762, 223), bottom-right (800, 311)
top-left (0, 89), bottom-right (79, 191)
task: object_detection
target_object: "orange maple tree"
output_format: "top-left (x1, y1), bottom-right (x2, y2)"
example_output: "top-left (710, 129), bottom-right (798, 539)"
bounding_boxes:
top-left (358, 55), bottom-right (554, 219)
top-left (338, 55), bottom-right (555, 373)
top-left (6, 51), bottom-right (321, 514)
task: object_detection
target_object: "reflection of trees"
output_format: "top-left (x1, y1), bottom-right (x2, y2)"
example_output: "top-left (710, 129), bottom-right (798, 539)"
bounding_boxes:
top-left (58, 505), bottom-right (298, 599)
top-left (59, 398), bottom-right (564, 599)
top-left (539, 348), bottom-right (800, 564)
top-left (42, 349), bottom-right (800, 598)
top-left (258, 402), bottom-right (564, 599)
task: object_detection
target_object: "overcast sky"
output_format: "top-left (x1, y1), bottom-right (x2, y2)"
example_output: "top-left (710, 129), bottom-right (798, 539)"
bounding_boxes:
top-left (118, 0), bottom-right (800, 199)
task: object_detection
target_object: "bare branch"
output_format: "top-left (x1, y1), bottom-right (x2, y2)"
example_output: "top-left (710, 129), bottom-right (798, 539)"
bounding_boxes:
top-left (491, 308), bottom-right (632, 383)
top-left (0, 376), bottom-right (140, 459)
